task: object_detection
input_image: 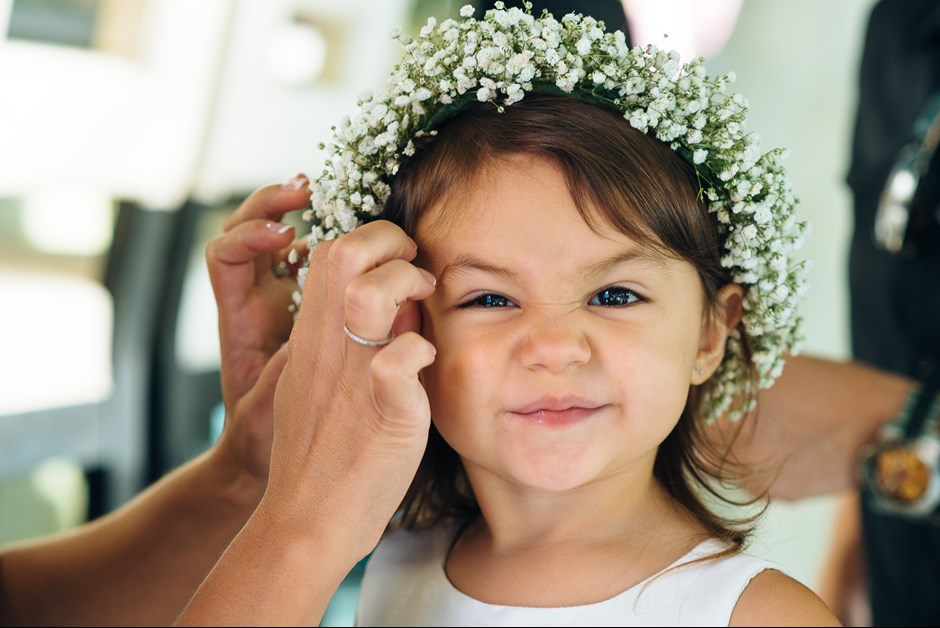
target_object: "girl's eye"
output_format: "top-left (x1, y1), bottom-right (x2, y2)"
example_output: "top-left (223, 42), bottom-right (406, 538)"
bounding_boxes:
top-left (458, 292), bottom-right (517, 309)
top-left (589, 286), bottom-right (644, 307)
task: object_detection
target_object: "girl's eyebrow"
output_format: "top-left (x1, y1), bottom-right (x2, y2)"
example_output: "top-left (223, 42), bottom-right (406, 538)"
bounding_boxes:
top-left (582, 249), bottom-right (670, 281)
top-left (437, 249), bottom-right (669, 285)
top-left (437, 254), bottom-right (518, 285)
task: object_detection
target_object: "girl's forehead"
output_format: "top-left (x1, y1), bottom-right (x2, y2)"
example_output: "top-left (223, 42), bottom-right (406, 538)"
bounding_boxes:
top-left (417, 202), bottom-right (677, 281)
top-left (413, 154), bottom-right (672, 263)
top-left (415, 156), bottom-right (581, 235)
top-left (416, 155), bottom-right (581, 231)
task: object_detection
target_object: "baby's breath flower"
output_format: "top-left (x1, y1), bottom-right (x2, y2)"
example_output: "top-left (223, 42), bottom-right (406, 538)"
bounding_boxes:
top-left (303, 4), bottom-right (808, 424)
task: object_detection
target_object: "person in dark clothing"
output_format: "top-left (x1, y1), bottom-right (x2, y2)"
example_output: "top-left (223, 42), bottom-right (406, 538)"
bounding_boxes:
top-left (847, 1), bottom-right (940, 624)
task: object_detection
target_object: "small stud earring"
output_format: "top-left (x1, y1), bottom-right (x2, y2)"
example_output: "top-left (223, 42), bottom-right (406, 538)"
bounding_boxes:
top-left (695, 365), bottom-right (703, 376)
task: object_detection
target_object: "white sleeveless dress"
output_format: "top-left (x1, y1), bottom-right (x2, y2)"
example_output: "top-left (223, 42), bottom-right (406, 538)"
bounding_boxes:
top-left (355, 523), bottom-right (786, 627)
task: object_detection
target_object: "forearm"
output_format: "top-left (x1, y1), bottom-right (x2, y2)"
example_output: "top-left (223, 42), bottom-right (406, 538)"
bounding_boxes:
top-left (174, 494), bottom-right (355, 627)
top-left (0, 447), bottom-right (264, 627)
top-left (742, 354), bottom-right (914, 499)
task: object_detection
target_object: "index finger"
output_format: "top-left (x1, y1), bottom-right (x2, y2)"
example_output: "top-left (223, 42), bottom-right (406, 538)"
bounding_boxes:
top-left (223, 174), bottom-right (311, 232)
top-left (325, 220), bottom-right (419, 286)
top-left (297, 220), bottom-right (418, 330)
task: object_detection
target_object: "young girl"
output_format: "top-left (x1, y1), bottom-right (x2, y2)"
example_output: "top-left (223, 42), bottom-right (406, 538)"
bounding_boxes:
top-left (297, 4), bottom-right (838, 626)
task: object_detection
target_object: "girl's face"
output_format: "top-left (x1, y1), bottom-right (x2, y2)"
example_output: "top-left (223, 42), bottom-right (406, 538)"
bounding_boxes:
top-left (416, 154), bottom-right (717, 494)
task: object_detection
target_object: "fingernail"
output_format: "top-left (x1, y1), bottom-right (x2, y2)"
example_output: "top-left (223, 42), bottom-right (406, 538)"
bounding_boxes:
top-left (266, 221), bottom-right (294, 234)
top-left (281, 173), bottom-right (308, 191)
top-left (419, 268), bottom-right (437, 286)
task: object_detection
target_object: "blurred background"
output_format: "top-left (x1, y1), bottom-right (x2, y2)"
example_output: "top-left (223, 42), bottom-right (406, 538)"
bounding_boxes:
top-left (0, 0), bottom-right (873, 624)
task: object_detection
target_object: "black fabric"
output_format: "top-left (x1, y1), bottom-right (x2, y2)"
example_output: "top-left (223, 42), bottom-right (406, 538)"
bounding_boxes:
top-left (848, 1), bottom-right (940, 624)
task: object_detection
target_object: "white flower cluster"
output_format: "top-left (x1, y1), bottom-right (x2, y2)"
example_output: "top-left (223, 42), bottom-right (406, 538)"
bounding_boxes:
top-left (304, 2), bottom-right (808, 423)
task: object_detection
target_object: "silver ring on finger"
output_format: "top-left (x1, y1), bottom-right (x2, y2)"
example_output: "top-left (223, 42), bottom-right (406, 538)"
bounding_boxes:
top-left (344, 324), bottom-right (394, 348)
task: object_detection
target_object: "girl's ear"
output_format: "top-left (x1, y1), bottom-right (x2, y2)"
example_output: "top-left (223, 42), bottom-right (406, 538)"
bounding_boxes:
top-left (692, 283), bottom-right (744, 385)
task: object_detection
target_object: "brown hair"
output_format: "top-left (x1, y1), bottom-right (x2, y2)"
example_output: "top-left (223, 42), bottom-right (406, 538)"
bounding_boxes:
top-left (381, 94), bottom-right (763, 548)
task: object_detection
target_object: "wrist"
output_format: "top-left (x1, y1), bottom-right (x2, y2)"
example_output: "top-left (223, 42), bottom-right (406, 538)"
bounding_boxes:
top-left (257, 471), bottom-right (388, 567)
top-left (850, 364), bottom-right (917, 455)
top-left (200, 441), bottom-right (268, 515)
top-left (857, 369), bottom-right (940, 519)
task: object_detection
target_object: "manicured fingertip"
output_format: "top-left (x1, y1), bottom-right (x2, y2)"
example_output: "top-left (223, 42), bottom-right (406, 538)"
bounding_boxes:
top-left (265, 221), bottom-right (295, 235)
top-left (281, 173), bottom-right (309, 191)
top-left (418, 268), bottom-right (437, 286)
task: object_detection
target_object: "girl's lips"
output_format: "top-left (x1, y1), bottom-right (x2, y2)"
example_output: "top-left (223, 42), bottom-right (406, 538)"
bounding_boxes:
top-left (511, 406), bottom-right (604, 426)
top-left (508, 398), bottom-right (607, 426)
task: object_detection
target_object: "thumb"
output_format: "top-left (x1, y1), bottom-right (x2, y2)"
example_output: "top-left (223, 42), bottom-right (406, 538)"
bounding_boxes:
top-left (255, 343), bottom-right (291, 399)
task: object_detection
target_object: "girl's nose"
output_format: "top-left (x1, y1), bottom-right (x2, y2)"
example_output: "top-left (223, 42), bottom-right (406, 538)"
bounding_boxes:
top-left (518, 315), bottom-right (591, 373)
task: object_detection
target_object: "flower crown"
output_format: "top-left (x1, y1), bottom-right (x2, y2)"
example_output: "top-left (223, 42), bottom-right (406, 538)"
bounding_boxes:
top-left (303, 2), bottom-right (808, 423)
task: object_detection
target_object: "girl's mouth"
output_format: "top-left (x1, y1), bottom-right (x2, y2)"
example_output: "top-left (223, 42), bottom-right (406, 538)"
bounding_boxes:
top-left (508, 397), bottom-right (607, 426)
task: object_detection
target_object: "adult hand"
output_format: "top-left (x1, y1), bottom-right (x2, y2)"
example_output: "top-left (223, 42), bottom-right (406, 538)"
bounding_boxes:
top-left (177, 221), bottom-right (437, 626)
top-left (204, 174), bottom-right (311, 485)
top-left (265, 219), bottom-right (438, 558)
